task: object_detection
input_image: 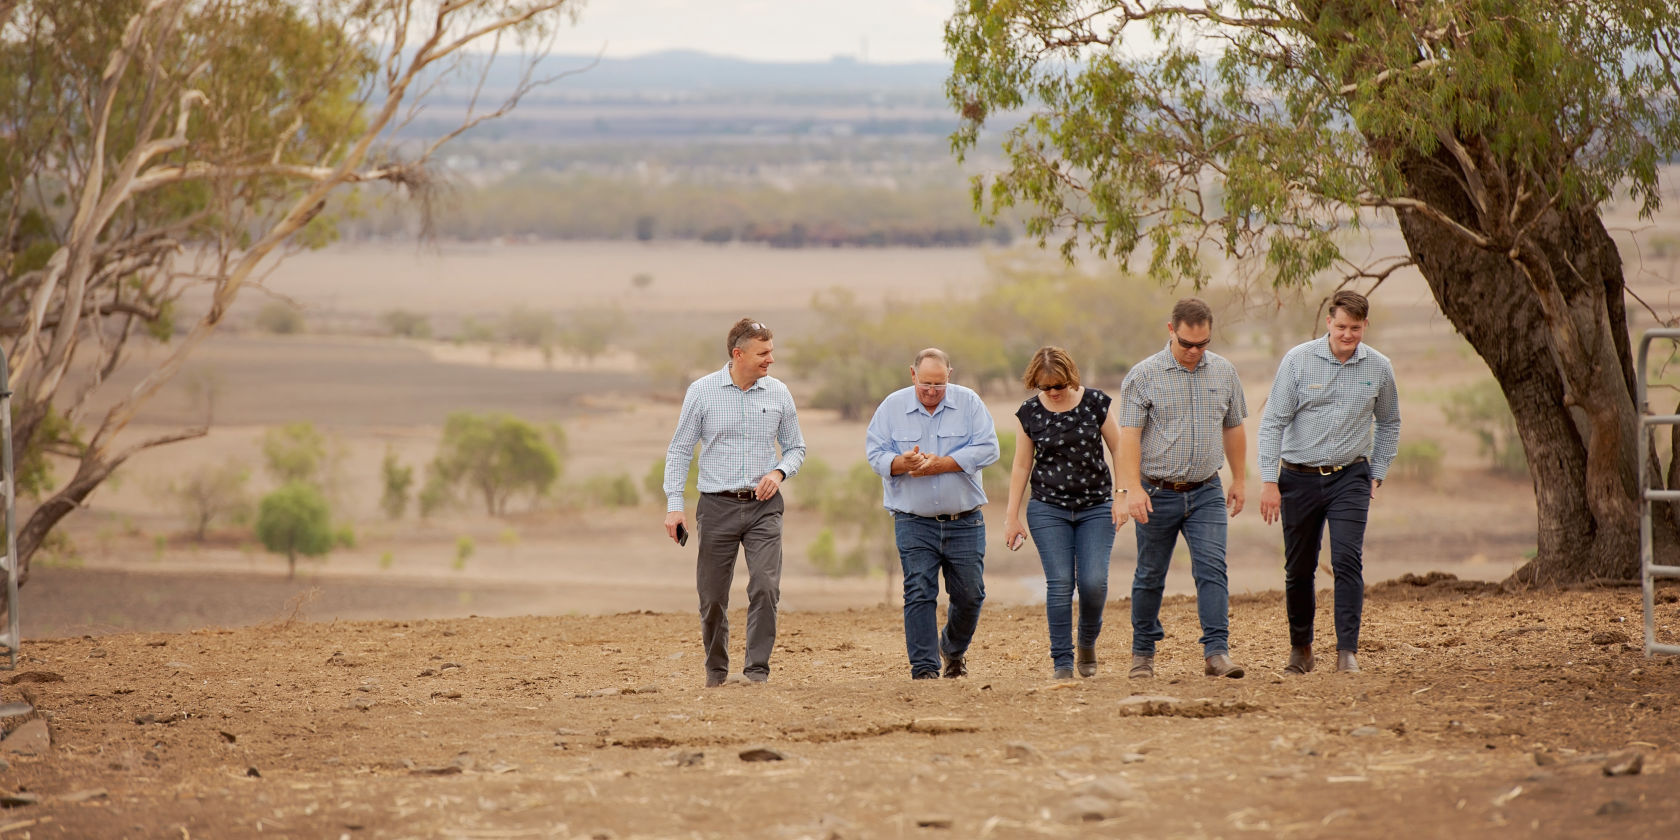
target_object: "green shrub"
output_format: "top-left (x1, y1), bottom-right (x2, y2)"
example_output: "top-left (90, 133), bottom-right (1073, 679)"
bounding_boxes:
top-left (254, 301), bottom-right (305, 334)
top-left (1392, 439), bottom-right (1445, 485)
top-left (584, 472), bottom-right (640, 507)
top-left (256, 483), bottom-right (333, 578)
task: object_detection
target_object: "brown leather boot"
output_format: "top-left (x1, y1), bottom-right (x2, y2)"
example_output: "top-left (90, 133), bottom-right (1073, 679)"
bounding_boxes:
top-left (1076, 646), bottom-right (1098, 678)
top-left (1128, 654), bottom-right (1154, 679)
top-left (1284, 646), bottom-right (1314, 675)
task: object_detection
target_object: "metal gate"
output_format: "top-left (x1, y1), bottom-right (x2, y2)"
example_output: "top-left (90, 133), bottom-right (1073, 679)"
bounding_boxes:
top-left (1, 349), bottom-right (16, 669)
top-left (1636, 329), bottom-right (1680, 658)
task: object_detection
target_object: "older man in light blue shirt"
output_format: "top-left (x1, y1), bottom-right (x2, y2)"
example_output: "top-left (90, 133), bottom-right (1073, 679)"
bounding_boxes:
top-left (865, 348), bottom-right (1000, 680)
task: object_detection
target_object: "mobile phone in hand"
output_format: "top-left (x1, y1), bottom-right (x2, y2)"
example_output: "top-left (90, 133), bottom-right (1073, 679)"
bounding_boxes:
top-left (676, 523), bottom-right (689, 546)
top-left (1007, 533), bottom-right (1025, 551)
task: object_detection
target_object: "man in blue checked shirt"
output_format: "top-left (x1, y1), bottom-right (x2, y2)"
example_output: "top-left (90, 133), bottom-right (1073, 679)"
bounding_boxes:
top-left (1117, 298), bottom-right (1250, 680)
top-left (663, 318), bottom-right (806, 688)
top-left (1258, 290), bottom-right (1401, 676)
top-left (865, 348), bottom-right (1000, 680)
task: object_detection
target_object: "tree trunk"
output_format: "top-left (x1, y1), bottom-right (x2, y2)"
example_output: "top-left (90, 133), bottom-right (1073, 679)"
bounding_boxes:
top-left (1395, 150), bottom-right (1670, 584)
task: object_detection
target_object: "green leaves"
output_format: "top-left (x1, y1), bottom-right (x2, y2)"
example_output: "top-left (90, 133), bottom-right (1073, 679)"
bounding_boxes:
top-left (945, 0), bottom-right (1680, 289)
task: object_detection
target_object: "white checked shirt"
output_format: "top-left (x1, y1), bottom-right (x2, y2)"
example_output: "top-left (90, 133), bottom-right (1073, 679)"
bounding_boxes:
top-left (664, 364), bottom-right (806, 512)
top-left (1257, 336), bottom-right (1401, 483)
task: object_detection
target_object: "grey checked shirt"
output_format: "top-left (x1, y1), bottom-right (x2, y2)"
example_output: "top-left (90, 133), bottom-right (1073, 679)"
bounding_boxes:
top-left (1119, 343), bottom-right (1248, 483)
top-left (664, 364), bottom-right (806, 512)
top-left (1257, 335), bottom-right (1401, 483)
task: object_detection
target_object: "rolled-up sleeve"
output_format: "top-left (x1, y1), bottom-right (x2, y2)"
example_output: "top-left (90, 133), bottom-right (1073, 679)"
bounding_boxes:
top-left (948, 394), bottom-right (1000, 473)
top-left (773, 388), bottom-right (806, 479)
top-left (865, 400), bottom-right (900, 478)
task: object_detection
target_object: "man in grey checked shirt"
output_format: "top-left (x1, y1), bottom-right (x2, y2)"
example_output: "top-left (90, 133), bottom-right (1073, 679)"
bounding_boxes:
top-left (1117, 298), bottom-right (1250, 680)
top-left (664, 318), bottom-right (806, 687)
top-left (1258, 290), bottom-right (1400, 675)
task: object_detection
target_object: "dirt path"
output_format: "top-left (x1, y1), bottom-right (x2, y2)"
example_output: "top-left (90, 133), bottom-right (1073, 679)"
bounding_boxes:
top-left (1, 578), bottom-right (1676, 839)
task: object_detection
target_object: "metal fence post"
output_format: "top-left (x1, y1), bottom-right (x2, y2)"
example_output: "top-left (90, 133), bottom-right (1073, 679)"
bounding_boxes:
top-left (1636, 329), bottom-right (1680, 658)
top-left (1, 347), bottom-right (16, 670)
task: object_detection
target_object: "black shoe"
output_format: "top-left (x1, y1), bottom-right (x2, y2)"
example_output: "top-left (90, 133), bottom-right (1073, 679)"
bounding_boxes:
top-left (941, 650), bottom-right (967, 679)
top-left (912, 670), bottom-right (940, 680)
top-left (705, 673), bottom-right (727, 688)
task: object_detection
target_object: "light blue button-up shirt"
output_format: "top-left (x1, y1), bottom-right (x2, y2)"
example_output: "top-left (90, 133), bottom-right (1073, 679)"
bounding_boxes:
top-left (864, 384), bottom-right (1000, 517)
top-left (664, 364), bottom-right (806, 512)
top-left (1257, 335), bottom-right (1401, 483)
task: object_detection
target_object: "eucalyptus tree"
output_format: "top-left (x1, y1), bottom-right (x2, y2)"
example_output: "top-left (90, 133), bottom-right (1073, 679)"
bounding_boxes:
top-left (947, 0), bottom-right (1680, 584)
top-left (0, 0), bottom-right (580, 582)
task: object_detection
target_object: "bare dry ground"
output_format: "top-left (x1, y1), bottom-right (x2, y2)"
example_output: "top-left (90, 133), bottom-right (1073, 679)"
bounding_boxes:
top-left (2, 579), bottom-right (1678, 839)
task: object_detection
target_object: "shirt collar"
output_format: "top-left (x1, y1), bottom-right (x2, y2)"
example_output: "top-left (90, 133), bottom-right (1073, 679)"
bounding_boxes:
top-left (718, 362), bottom-right (764, 391)
top-left (1162, 341), bottom-right (1206, 372)
top-left (905, 386), bottom-right (949, 415)
top-left (1313, 334), bottom-right (1368, 364)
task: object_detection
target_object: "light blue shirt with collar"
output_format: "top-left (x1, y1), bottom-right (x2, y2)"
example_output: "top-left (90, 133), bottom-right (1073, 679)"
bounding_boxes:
top-left (864, 383), bottom-right (1000, 517)
top-left (663, 363), bottom-right (806, 512)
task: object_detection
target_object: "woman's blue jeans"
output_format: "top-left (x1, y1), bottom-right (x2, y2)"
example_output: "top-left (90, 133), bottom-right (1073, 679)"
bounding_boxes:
top-left (1026, 498), bottom-right (1115, 669)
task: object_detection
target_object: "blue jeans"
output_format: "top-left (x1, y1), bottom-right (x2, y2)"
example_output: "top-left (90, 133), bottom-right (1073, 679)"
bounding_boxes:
top-left (894, 511), bottom-right (986, 677)
top-left (1131, 477), bottom-right (1231, 658)
top-left (1026, 498), bottom-right (1114, 669)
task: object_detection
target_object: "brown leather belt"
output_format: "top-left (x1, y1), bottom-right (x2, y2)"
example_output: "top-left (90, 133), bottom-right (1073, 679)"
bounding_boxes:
top-left (1143, 475), bottom-right (1213, 492)
top-left (1281, 456), bottom-right (1368, 476)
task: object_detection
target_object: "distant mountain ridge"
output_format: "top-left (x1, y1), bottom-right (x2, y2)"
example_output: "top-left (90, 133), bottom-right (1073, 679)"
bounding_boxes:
top-left (481, 49), bottom-right (953, 94)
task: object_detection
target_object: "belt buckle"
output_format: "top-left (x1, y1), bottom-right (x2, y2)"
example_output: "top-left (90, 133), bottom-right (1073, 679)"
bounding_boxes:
top-left (1316, 465), bottom-right (1337, 476)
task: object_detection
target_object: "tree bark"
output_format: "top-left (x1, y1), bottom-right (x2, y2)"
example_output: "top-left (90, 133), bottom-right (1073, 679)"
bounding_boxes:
top-left (1395, 149), bottom-right (1668, 584)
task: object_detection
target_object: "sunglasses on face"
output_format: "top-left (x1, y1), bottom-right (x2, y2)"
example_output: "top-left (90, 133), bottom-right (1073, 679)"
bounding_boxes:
top-left (1039, 383), bottom-right (1071, 392)
top-left (1174, 335), bottom-right (1211, 350)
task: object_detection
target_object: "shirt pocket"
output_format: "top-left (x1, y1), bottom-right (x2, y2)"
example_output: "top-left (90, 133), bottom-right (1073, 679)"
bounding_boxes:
top-left (1337, 380), bottom-right (1382, 411)
top-left (752, 403), bottom-right (784, 439)
top-left (1296, 382), bottom-right (1335, 411)
top-left (1199, 386), bottom-right (1232, 426)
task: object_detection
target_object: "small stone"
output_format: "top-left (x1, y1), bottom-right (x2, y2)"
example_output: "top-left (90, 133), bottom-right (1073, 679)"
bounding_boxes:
top-left (1120, 752), bottom-right (1147, 764)
top-left (0, 791), bottom-right (40, 808)
top-left (1532, 751), bottom-right (1555, 766)
top-left (417, 668), bottom-right (437, 677)
top-left (1591, 630), bottom-right (1630, 646)
top-left (88, 649), bottom-right (108, 659)
top-left (1596, 800), bottom-right (1634, 816)
top-left (61, 788), bottom-right (108, 803)
top-left (1603, 750), bottom-right (1643, 777)
top-left (738, 747), bottom-right (785, 762)
top-left (410, 764), bottom-right (463, 776)
top-left (915, 814), bottom-right (954, 829)
top-left (6, 672), bottom-right (62, 684)
top-left (1, 719), bottom-right (50, 755)
top-left (1117, 694), bottom-right (1182, 706)
top-left (673, 751), bottom-right (704, 767)
top-left (1062, 795), bottom-right (1117, 823)
top-left (1349, 726), bottom-right (1384, 738)
top-left (1074, 776), bottom-right (1134, 802)
top-left (1004, 742), bottom-right (1041, 762)
top-left (164, 661), bottom-right (193, 670)
top-left (219, 731), bottom-right (238, 744)
top-left (246, 767), bottom-right (261, 778)
top-left (0, 703), bottom-right (33, 719)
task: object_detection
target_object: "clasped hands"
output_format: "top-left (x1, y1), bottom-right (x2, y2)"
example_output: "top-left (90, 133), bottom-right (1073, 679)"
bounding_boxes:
top-left (900, 445), bottom-right (944, 477)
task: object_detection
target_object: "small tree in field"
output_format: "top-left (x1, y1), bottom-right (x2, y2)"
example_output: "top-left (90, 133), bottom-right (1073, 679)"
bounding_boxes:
top-left (169, 461), bottom-right (251, 541)
top-left (380, 446), bottom-right (414, 520)
top-left (263, 422), bottom-right (329, 486)
top-left (256, 483), bottom-right (333, 579)
top-left (427, 413), bottom-right (563, 516)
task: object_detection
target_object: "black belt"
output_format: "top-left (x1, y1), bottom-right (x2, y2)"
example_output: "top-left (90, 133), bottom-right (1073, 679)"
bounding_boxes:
top-left (1281, 456), bottom-right (1368, 476)
top-left (900, 507), bottom-right (980, 522)
top-left (706, 489), bottom-right (758, 501)
top-left (1143, 475), bottom-right (1213, 492)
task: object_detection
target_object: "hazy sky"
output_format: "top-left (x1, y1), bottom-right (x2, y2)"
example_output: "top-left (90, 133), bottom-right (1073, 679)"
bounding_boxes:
top-left (549, 0), bottom-right (957, 63)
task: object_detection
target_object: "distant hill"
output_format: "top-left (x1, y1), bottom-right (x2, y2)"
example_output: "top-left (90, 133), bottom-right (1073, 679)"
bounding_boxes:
top-left (459, 49), bottom-right (952, 97)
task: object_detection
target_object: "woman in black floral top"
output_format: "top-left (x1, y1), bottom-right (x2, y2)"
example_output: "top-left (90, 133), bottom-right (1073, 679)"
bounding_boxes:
top-left (1003, 347), bottom-right (1126, 679)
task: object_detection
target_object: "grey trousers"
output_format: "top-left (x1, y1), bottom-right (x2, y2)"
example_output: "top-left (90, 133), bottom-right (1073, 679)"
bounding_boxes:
top-left (694, 492), bottom-right (785, 681)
